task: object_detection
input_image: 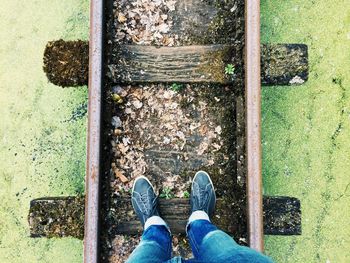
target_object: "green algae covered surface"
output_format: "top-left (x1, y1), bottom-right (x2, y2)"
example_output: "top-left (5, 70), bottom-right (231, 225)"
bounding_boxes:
top-left (0, 0), bottom-right (89, 262)
top-left (261, 0), bottom-right (350, 262)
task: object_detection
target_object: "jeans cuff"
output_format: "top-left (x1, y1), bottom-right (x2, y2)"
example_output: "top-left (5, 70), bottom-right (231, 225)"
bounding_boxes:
top-left (144, 216), bottom-right (170, 232)
top-left (188, 210), bottom-right (210, 223)
top-left (186, 211), bottom-right (210, 234)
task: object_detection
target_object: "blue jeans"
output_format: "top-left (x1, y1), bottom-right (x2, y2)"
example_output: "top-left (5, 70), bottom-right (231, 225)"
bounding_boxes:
top-left (126, 220), bottom-right (274, 263)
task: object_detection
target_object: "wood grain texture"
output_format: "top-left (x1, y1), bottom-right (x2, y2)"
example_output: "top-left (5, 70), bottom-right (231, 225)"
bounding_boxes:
top-left (43, 40), bottom-right (308, 86)
top-left (28, 196), bottom-right (301, 238)
top-left (107, 45), bottom-right (235, 84)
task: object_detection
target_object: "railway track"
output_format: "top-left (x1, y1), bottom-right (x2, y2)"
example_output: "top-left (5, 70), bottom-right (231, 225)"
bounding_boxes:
top-left (29, 0), bottom-right (307, 262)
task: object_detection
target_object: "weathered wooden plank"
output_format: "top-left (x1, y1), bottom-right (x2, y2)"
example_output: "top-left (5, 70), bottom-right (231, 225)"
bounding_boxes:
top-left (28, 196), bottom-right (301, 239)
top-left (28, 196), bottom-right (85, 239)
top-left (261, 44), bottom-right (308, 85)
top-left (263, 196), bottom-right (301, 235)
top-left (43, 40), bottom-right (308, 86)
top-left (43, 40), bottom-right (89, 87)
top-left (108, 45), bottom-right (234, 84)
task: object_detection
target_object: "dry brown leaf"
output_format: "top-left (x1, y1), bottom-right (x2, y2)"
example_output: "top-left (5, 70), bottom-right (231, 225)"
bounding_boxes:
top-left (118, 143), bottom-right (129, 155)
top-left (118, 13), bottom-right (127, 23)
top-left (116, 170), bottom-right (129, 183)
top-left (199, 125), bottom-right (208, 135)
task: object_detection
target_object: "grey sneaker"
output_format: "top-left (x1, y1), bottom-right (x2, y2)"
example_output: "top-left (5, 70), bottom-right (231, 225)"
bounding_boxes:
top-left (131, 176), bottom-right (160, 227)
top-left (190, 171), bottom-right (216, 216)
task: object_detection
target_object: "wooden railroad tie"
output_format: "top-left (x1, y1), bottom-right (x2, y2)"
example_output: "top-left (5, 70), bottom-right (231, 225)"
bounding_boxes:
top-left (43, 40), bottom-right (308, 87)
top-left (28, 196), bottom-right (301, 239)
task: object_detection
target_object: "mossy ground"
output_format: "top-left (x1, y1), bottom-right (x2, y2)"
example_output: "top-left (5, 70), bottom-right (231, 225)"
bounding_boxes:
top-left (0, 0), bottom-right (89, 262)
top-left (261, 0), bottom-right (350, 262)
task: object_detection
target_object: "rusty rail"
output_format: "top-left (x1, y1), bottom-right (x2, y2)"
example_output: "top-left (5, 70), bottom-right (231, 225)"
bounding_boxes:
top-left (84, 0), bottom-right (264, 261)
top-left (84, 0), bottom-right (103, 262)
top-left (245, 0), bottom-right (264, 252)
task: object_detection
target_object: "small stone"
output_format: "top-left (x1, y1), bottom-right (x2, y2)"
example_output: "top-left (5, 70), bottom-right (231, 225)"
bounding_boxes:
top-left (176, 131), bottom-right (185, 140)
top-left (122, 137), bottom-right (131, 145)
top-left (112, 116), bottom-right (122, 128)
top-left (114, 129), bottom-right (123, 136)
top-left (128, 11), bottom-right (136, 18)
top-left (166, 0), bottom-right (176, 11)
top-left (116, 31), bottom-right (126, 40)
top-left (215, 126), bottom-right (222, 134)
top-left (112, 86), bottom-right (128, 97)
top-left (163, 137), bottom-right (171, 144)
top-left (125, 108), bottom-right (133, 114)
top-left (230, 4), bottom-right (237, 12)
top-left (157, 23), bottom-right (169, 33)
top-left (208, 159), bottom-right (214, 166)
top-left (289, 75), bottom-right (305, 85)
top-left (154, 31), bottom-right (163, 39)
top-left (132, 99), bottom-right (143, 109)
top-left (154, 0), bottom-right (162, 6)
top-left (239, 237), bottom-right (247, 243)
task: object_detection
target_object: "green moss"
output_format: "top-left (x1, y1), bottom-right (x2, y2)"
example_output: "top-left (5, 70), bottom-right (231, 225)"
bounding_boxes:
top-left (198, 46), bottom-right (235, 83)
top-left (0, 0), bottom-right (89, 262)
top-left (261, 0), bottom-right (350, 262)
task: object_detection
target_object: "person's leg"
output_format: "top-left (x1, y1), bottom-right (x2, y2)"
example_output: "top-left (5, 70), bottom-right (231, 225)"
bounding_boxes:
top-left (187, 171), bottom-right (274, 263)
top-left (126, 223), bottom-right (172, 263)
top-left (187, 219), bottom-right (273, 263)
top-left (126, 176), bottom-right (172, 263)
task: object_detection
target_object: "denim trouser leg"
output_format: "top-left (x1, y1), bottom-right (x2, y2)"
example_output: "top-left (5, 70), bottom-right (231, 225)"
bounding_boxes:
top-left (186, 220), bottom-right (274, 263)
top-left (126, 225), bottom-right (172, 263)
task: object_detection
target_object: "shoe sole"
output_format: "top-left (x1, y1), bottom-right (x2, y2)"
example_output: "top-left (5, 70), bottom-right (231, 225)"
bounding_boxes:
top-left (193, 170), bottom-right (217, 203)
top-left (132, 175), bottom-right (156, 195)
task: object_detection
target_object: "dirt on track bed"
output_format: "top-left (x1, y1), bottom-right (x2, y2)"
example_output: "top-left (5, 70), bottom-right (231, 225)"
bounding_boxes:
top-left (102, 84), bottom-right (246, 262)
top-left (109, 85), bottom-right (235, 196)
top-left (100, 0), bottom-right (246, 261)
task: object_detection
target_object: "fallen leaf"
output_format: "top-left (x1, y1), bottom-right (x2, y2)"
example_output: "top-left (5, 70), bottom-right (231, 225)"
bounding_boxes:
top-left (215, 125), bottom-right (222, 134)
top-left (199, 125), bottom-right (208, 135)
top-left (117, 143), bottom-right (129, 155)
top-left (112, 163), bottom-right (129, 183)
top-left (116, 170), bottom-right (129, 183)
top-left (118, 13), bottom-right (127, 23)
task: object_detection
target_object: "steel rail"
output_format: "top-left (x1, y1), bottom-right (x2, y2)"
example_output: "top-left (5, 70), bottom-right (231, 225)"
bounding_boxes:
top-left (84, 0), bottom-right (103, 262)
top-left (245, 0), bottom-right (264, 252)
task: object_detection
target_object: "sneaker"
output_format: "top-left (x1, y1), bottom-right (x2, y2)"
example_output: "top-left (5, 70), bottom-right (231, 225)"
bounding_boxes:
top-left (131, 176), bottom-right (160, 227)
top-left (190, 171), bottom-right (216, 216)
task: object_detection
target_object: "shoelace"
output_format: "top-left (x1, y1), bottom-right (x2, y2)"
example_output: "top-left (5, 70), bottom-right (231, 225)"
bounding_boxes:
top-left (139, 192), bottom-right (158, 217)
top-left (195, 188), bottom-right (210, 210)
